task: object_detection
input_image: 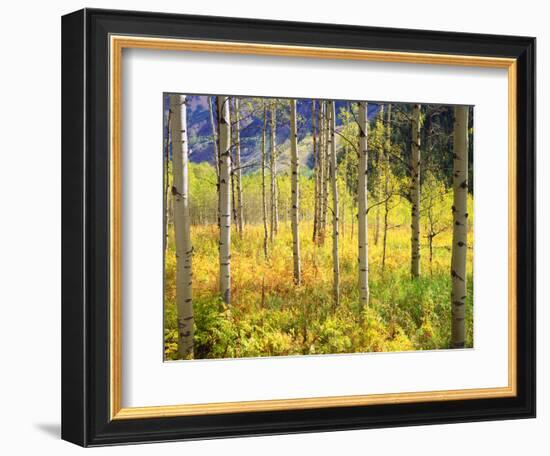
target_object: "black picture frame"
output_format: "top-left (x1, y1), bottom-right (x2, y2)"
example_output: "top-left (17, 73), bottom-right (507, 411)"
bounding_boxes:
top-left (62, 8), bottom-right (536, 447)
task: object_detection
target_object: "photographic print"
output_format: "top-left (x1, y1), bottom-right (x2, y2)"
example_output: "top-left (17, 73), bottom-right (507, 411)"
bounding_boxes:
top-left (163, 94), bottom-right (474, 361)
top-left (62, 11), bottom-right (535, 444)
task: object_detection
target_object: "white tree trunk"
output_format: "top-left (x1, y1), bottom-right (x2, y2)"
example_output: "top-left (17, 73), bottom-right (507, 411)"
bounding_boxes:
top-left (231, 161), bottom-right (237, 225)
top-left (261, 105), bottom-right (269, 259)
top-left (411, 104), bottom-right (421, 278)
top-left (163, 107), bottom-right (171, 256)
top-left (318, 102), bottom-right (326, 244)
top-left (381, 103), bottom-right (392, 272)
top-left (357, 102), bottom-right (369, 308)
top-left (217, 96), bottom-right (232, 304)
top-left (270, 104), bottom-right (277, 241)
top-left (329, 101), bottom-right (340, 306)
top-left (290, 99), bottom-right (301, 285)
top-left (170, 94), bottom-right (193, 358)
top-left (373, 107), bottom-right (383, 246)
top-left (234, 98), bottom-right (244, 235)
top-left (312, 100), bottom-right (319, 242)
top-left (322, 101), bottom-right (330, 241)
top-left (451, 105), bottom-right (469, 348)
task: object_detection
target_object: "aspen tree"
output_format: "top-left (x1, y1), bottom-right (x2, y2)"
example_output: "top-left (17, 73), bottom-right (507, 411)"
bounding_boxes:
top-left (357, 101), bottom-right (369, 308)
top-left (170, 94), bottom-right (194, 358)
top-left (233, 98), bottom-right (244, 235)
top-left (163, 106), bottom-right (171, 257)
top-left (228, 99), bottom-right (237, 227)
top-left (217, 96), bottom-right (232, 304)
top-left (261, 105), bottom-right (269, 259)
top-left (318, 101), bottom-right (327, 244)
top-left (317, 101), bottom-right (325, 244)
top-left (381, 104), bottom-right (392, 272)
top-left (290, 99), bottom-right (301, 284)
top-left (270, 103), bottom-right (278, 241)
top-left (230, 127), bottom-right (237, 227)
top-left (411, 104), bottom-right (422, 278)
top-left (322, 101), bottom-right (330, 241)
top-left (312, 100), bottom-right (319, 242)
top-left (329, 101), bottom-right (340, 306)
top-left (373, 107), bottom-right (384, 246)
top-left (451, 105), bottom-right (469, 348)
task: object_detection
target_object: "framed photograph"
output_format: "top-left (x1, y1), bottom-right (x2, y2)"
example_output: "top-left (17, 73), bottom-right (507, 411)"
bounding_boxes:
top-left (61, 8), bottom-right (535, 447)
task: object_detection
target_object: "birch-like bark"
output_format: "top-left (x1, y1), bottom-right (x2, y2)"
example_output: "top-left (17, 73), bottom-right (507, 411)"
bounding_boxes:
top-left (218, 96), bottom-right (232, 304)
top-left (215, 99), bottom-right (222, 230)
top-left (329, 101), bottom-right (340, 306)
top-left (163, 107), bottom-right (171, 257)
top-left (170, 94), bottom-right (193, 358)
top-left (357, 102), bottom-right (369, 308)
top-left (381, 103), bottom-right (392, 272)
top-left (318, 101), bottom-right (327, 244)
top-left (410, 104), bottom-right (421, 278)
top-left (373, 108), bottom-right (383, 246)
top-left (289, 99), bottom-right (301, 284)
top-left (231, 158), bottom-right (237, 225)
top-left (273, 107), bottom-right (279, 234)
top-left (230, 101), bottom-right (237, 227)
top-left (209, 96), bottom-right (220, 178)
top-left (261, 105), bottom-right (269, 259)
top-left (318, 101), bottom-right (324, 239)
top-left (234, 98), bottom-right (244, 235)
top-left (167, 189), bottom-right (174, 226)
top-left (322, 101), bottom-right (330, 240)
top-left (312, 100), bottom-right (319, 242)
top-left (317, 101), bottom-right (325, 244)
top-left (270, 104), bottom-right (277, 241)
top-left (451, 105), bottom-right (469, 348)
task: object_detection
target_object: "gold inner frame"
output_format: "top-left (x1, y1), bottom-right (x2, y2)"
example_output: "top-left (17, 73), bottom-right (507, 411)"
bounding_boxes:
top-left (109, 35), bottom-right (518, 420)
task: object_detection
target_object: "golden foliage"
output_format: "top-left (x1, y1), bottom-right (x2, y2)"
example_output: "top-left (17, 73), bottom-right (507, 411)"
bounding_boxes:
top-left (164, 193), bottom-right (474, 360)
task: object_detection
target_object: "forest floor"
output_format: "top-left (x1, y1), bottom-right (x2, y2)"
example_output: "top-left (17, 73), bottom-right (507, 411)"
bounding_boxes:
top-left (164, 208), bottom-right (474, 360)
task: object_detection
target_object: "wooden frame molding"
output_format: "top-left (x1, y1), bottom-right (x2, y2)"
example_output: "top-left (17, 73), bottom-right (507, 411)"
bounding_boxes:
top-left (109, 35), bottom-right (518, 421)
